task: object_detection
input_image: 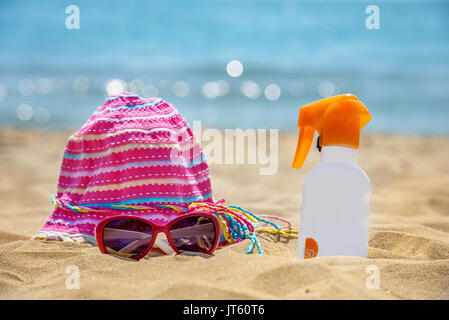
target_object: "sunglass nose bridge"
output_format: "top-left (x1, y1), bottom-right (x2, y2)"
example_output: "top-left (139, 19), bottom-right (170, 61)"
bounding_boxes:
top-left (152, 231), bottom-right (177, 255)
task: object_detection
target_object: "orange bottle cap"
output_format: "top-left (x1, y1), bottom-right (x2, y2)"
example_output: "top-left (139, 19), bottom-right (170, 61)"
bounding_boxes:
top-left (292, 94), bottom-right (372, 169)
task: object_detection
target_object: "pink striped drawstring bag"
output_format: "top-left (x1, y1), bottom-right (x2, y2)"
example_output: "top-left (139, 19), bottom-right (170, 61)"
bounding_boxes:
top-left (34, 92), bottom-right (296, 254)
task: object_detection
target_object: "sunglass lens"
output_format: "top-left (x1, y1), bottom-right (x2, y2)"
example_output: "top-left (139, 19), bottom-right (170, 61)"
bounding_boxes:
top-left (169, 216), bottom-right (216, 254)
top-left (102, 219), bottom-right (153, 259)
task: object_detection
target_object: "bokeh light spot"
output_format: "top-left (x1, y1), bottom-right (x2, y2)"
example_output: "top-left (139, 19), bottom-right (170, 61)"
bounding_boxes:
top-left (226, 60), bottom-right (244, 78)
top-left (203, 82), bottom-right (220, 99)
top-left (106, 79), bottom-right (126, 96)
top-left (16, 104), bottom-right (33, 121)
top-left (241, 81), bottom-right (261, 99)
top-left (18, 79), bottom-right (36, 96)
top-left (318, 81), bottom-right (337, 97)
top-left (264, 84), bottom-right (281, 101)
top-left (36, 78), bottom-right (54, 95)
top-left (173, 81), bottom-right (190, 97)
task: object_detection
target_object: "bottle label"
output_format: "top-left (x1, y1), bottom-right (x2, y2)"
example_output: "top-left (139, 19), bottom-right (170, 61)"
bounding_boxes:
top-left (304, 237), bottom-right (319, 259)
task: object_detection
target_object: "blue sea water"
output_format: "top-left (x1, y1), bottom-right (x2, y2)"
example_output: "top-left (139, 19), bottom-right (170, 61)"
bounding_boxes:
top-left (0, 0), bottom-right (448, 134)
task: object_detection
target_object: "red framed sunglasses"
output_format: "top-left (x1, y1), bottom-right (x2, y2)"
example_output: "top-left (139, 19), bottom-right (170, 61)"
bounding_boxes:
top-left (95, 213), bottom-right (221, 260)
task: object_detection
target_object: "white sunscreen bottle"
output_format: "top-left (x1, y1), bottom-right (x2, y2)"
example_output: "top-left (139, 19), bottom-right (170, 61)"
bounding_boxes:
top-left (292, 94), bottom-right (372, 259)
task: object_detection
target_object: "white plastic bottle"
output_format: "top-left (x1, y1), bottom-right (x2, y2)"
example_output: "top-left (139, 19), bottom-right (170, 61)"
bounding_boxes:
top-left (292, 94), bottom-right (372, 259)
top-left (298, 146), bottom-right (371, 258)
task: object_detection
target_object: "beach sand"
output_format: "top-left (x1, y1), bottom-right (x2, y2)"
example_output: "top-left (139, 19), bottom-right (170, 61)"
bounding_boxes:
top-left (0, 128), bottom-right (448, 299)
